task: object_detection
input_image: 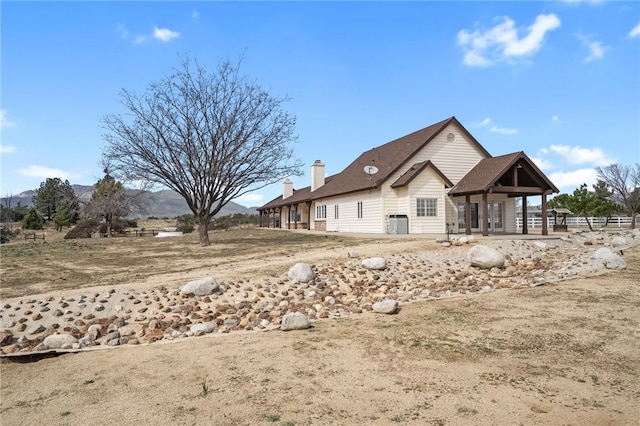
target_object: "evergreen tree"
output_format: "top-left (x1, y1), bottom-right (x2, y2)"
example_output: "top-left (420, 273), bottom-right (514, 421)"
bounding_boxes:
top-left (32, 178), bottom-right (80, 222)
top-left (85, 169), bottom-right (131, 236)
top-left (22, 208), bottom-right (44, 230)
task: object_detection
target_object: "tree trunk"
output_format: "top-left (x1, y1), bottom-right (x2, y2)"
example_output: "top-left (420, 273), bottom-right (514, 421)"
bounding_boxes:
top-left (584, 215), bottom-right (593, 231)
top-left (197, 215), bottom-right (211, 246)
top-left (632, 214), bottom-right (636, 230)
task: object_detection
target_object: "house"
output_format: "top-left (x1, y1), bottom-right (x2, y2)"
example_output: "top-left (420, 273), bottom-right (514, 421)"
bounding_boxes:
top-left (257, 116), bottom-right (558, 236)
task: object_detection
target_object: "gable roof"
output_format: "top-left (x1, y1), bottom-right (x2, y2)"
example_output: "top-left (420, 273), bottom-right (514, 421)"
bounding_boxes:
top-left (309, 116), bottom-right (489, 199)
top-left (258, 116), bottom-right (494, 210)
top-left (390, 160), bottom-right (454, 189)
top-left (448, 151), bottom-right (559, 196)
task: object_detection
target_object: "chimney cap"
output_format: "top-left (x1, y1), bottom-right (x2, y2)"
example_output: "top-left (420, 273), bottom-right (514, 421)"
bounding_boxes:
top-left (313, 160), bottom-right (323, 164)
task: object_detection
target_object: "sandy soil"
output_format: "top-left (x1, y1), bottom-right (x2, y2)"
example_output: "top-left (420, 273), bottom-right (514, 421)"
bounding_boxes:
top-left (1, 235), bottom-right (639, 425)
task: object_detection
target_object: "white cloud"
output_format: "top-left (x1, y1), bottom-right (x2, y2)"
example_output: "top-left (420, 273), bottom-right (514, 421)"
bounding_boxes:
top-left (0, 145), bottom-right (17, 154)
top-left (192, 10), bottom-right (200, 19)
top-left (490, 125), bottom-right (517, 135)
top-left (117, 25), bottom-right (180, 44)
top-left (116, 24), bottom-right (129, 40)
top-left (153, 27), bottom-right (180, 42)
top-left (457, 14), bottom-right (561, 67)
top-left (235, 193), bottom-right (264, 203)
top-left (0, 109), bottom-right (16, 128)
top-left (629, 22), bottom-right (640, 39)
top-left (549, 144), bottom-right (616, 166)
top-left (17, 165), bottom-right (74, 180)
top-left (576, 33), bottom-right (609, 62)
top-left (548, 168), bottom-right (599, 191)
top-left (477, 117), bottom-right (491, 126)
top-left (531, 156), bottom-right (554, 171)
top-left (551, 115), bottom-right (560, 123)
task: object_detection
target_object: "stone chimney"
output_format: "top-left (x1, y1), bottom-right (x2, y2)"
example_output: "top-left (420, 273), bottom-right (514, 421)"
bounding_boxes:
top-left (311, 160), bottom-right (325, 192)
top-left (283, 178), bottom-right (293, 199)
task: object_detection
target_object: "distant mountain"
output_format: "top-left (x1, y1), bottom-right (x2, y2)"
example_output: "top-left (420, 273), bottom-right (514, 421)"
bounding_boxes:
top-left (0, 185), bottom-right (256, 219)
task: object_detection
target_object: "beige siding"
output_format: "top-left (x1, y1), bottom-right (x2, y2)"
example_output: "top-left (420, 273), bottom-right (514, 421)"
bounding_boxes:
top-left (320, 191), bottom-right (383, 233)
top-left (381, 124), bottom-right (485, 233)
top-left (407, 169), bottom-right (447, 234)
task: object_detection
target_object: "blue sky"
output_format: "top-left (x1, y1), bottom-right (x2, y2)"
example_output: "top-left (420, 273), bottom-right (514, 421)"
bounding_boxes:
top-left (1, 1), bottom-right (639, 208)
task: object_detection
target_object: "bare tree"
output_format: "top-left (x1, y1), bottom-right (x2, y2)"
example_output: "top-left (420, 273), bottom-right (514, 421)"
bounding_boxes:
top-left (102, 55), bottom-right (302, 246)
top-left (596, 163), bottom-right (640, 229)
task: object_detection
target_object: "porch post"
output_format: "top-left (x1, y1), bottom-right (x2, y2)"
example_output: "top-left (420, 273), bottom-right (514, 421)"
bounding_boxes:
top-left (294, 205), bottom-right (299, 229)
top-left (522, 195), bottom-right (528, 235)
top-left (306, 201), bottom-right (312, 230)
top-left (541, 192), bottom-right (549, 236)
top-left (286, 206), bottom-right (291, 229)
top-left (482, 192), bottom-right (489, 236)
top-left (465, 195), bottom-right (472, 235)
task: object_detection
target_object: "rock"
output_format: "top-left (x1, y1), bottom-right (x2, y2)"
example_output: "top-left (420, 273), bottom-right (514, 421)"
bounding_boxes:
top-left (594, 247), bottom-right (614, 261)
top-left (190, 323), bottom-right (216, 334)
top-left (603, 254), bottom-right (627, 270)
top-left (361, 257), bottom-right (387, 270)
top-left (287, 263), bottom-right (316, 283)
top-left (27, 324), bottom-right (46, 335)
top-left (348, 251), bottom-right (360, 258)
top-left (1, 330), bottom-right (14, 346)
top-left (181, 277), bottom-right (219, 296)
top-left (86, 324), bottom-right (102, 341)
top-left (534, 241), bottom-right (548, 250)
top-left (372, 299), bottom-right (399, 314)
top-left (280, 312), bottom-right (310, 331)
top-left (612, 237), bottom-right (627, 247)
top-left (467, 245), bottom-right (505, 269)
top-left (43, 333), bottom-right (78, 349)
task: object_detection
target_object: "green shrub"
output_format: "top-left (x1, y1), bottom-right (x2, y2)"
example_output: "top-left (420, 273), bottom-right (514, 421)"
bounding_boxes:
top-left (1, 226), bottom-right (15, 244)
top-left (176, 214), bottom-right (195, 233)
top-left (64, 219), bottom-right (101, 239)
top-left (22, 208), bottom-right (44, 230)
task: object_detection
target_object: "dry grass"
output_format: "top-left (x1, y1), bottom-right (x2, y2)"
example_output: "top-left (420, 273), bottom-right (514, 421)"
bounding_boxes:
top-left (0, 223), bottom-right (381, 299)
top-left (1, 224), bottom-right (639, 425)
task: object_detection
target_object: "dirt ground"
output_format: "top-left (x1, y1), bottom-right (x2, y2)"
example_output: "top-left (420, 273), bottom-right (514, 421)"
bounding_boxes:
top-left (1, 227), bottom-right (639, 425)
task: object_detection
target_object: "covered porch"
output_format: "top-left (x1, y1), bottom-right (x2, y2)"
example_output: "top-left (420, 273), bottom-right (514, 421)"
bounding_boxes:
top-left (448, 152), bottom-right (559, 236)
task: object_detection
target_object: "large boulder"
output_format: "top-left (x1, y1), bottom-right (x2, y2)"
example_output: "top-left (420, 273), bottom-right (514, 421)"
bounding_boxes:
top-left (594, 247), bottom-right (614, 261)
top-left (361, 257), bottom-right (387, 270)
top-left (43, 333), bottom-right (78, 349)
top-left (372, 299), bottom-right (399, 314)
top-left (190, 323), bottom-right (217, 335)
top-left (280, 312), bottom-right (311, 331)
top-left (467, 245), bottom-right (505, 269)
top-left (594, 247), bottom-right (626, 270)
top-left (611, 237), bottom-right (628, 247)
top-left (181, 277), bottom-right (219, 296)
top-left (287, 263), bottom-right (316, 283)
top-left (603, 255), bottom-right (627, 270)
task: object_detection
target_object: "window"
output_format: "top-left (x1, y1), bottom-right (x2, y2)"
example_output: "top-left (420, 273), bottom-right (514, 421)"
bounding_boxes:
top-left (357, 202), bottom-right (363, 219)
top-left (334, 204), bottom-right (339, 219)
top-left (417, 198), bottom-right (437, 217)
top-left (316, 204), bottom-right (327, 219)
top-left (289, 208), bottom-right (301, 222)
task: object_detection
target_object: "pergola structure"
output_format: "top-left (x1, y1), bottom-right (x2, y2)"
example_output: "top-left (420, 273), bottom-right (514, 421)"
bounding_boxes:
top-left (448, 151), bottom-right (559, 236)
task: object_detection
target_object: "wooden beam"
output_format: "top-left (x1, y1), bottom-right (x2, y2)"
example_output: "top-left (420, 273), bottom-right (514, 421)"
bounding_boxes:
top-left (465, 195), bottom-right (471, 235)
top-left (541, 192), bottom-right (548, 236)
top-left (482, 192), bottom-right (489, 236)
top-left (490, 186), bottom-right (545, 194)
top-left (522, 195), bottom-right (528, 235)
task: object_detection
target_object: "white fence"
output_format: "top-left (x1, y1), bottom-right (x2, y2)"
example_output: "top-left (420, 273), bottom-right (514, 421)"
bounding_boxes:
top-left (516, 216), bottom-right (636, 229)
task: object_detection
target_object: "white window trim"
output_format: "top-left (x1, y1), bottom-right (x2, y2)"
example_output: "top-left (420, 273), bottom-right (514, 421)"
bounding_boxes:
top-left (417, 198), bottom-right (438, 217)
